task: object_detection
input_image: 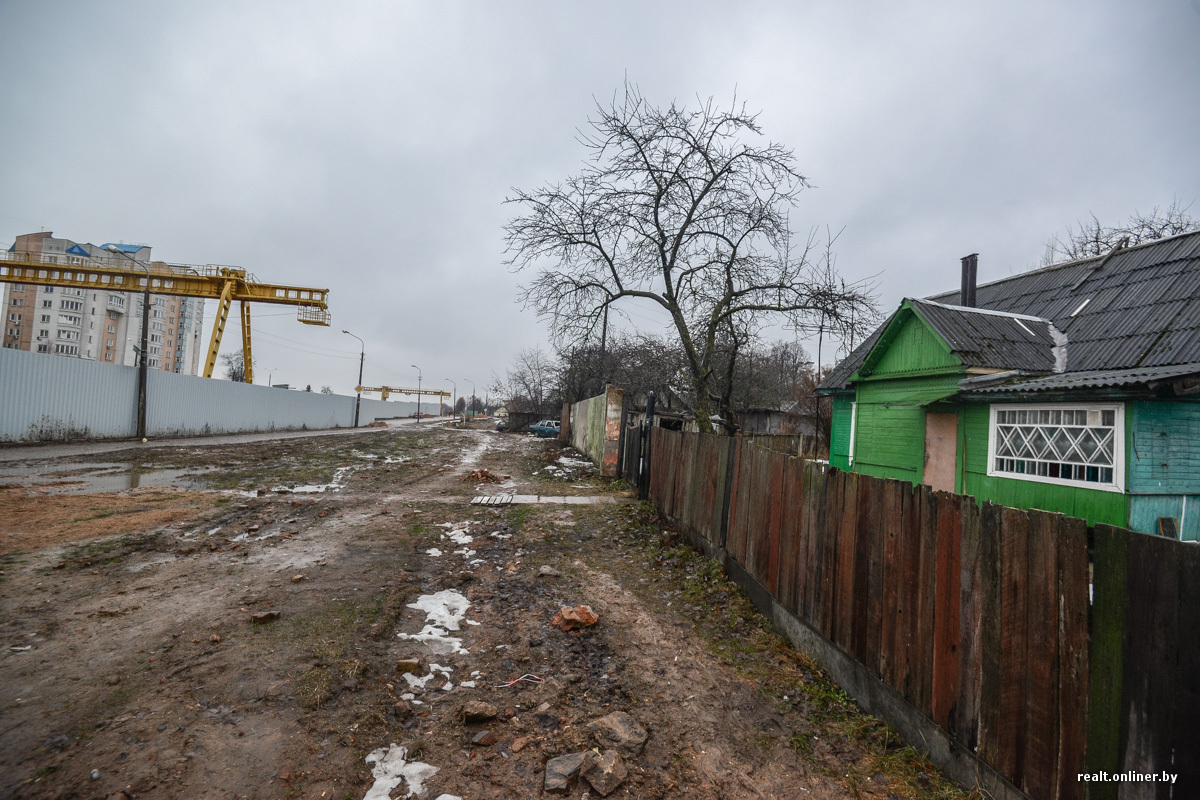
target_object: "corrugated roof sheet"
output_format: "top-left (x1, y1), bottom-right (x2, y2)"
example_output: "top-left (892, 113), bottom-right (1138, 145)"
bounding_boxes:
top-left (908, 299), bottom-right (1060, 372)
top-left (960, 363), bottom-right (1200, 394)
top-left (820, 230), bottom-right (1200, 391)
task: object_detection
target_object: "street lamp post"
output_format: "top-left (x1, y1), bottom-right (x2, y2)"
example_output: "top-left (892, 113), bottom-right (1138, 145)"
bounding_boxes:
top-left (464, 378), bottom-right (475, 418)
top-left (444, 379), bottom-right (455, 419)
top-left (342, 330), bottom-right (364, 427)
top-left (106, 245), bottom-right (151, 441)
top-left (411, 364), bottom-right (422, 423)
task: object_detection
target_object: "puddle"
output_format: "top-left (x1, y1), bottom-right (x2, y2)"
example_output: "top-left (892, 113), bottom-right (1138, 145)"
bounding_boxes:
top-left (0, 462), bottom-right (215, 494)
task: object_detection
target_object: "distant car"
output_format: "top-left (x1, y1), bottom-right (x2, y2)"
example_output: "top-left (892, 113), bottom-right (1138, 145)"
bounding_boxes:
top-left (496, 419), bottom-right (508, 431)
top-left (530, 419), bottom-right (561, 438)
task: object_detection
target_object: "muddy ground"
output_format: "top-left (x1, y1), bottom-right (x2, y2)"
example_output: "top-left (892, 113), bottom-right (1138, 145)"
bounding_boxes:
top-left (0, 422), bottom-right (967, 800)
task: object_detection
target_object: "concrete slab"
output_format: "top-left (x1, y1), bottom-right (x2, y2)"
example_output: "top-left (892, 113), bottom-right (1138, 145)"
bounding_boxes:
top-left (471, 494), bottom-right (630, 506)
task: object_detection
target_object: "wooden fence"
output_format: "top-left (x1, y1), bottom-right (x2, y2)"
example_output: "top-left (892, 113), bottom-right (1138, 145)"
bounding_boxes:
top-left (649, 428), bottom-right (1197, 800)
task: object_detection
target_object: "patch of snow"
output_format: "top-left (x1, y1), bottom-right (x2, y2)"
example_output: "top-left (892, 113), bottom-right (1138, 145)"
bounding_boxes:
top-left (459, 436), bottom-right (491, 466)
top-left (459, 680), bottom-right (477, 688)
top-left (275, 465), bottom-right (353, 494)
top-left (364, 744), bottom-right (439, 799)
top-left (383, 456), bottom-right (410, 464)
top-left (402, 672), bottom-right (438, 689)
top-left (445, 529), bottom-right (473, 545)
top-left (397, 590), bottom-right (472, 655)
top-left (557, 456), bottom-right (593, 469)
top-left (489, 531), bottom-right (512, 540)
top-left (425, 548), bottom-right (443, 557)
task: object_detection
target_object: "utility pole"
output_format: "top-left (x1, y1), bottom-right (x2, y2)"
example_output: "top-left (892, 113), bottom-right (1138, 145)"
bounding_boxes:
top-left (342, 330), bottom-right (364, 427)
top-left (411, 364), bottom-right (422, 423)
top-left (106, 246), bottom-right (151, 441)
top-left (599, 304), bottom-right (608, 394)
top-left (445, 379), bottom-right (456, 419)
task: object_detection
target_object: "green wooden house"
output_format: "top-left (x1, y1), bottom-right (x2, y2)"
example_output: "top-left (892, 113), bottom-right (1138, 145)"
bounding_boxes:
top-left (819, 232), bottom-right (1200, 540)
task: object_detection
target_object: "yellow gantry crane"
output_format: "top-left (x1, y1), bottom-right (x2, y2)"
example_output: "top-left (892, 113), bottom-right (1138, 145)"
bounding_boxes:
top-left (357, 385), bottom-right (451, 405)
top-left (0, 256), bottom-right (329, 384)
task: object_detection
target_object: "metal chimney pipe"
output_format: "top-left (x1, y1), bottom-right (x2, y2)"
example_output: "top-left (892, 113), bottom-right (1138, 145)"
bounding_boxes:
top-left (960, 253), bottom-right (978, 308)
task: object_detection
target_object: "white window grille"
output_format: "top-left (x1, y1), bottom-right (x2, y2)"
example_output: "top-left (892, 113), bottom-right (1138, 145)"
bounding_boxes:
top-left (987, 404), bottom-right (1123, 491)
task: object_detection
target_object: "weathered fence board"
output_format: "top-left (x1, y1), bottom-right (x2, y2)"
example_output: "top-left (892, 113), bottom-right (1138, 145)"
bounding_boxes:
top-left (833, 471), bottom-right (858, 652)
top-left (1056, 516), bottom-right (1088, 800)
top-left (931, 492), bottom-right (961, 730)
top-left (647, 429), bottom-right (1189, 800)
top-left (849, 473), bottom-right (876, 664)
top-left (1024, 511), bottom-right (1060, 799)
top-left (978, 502), bottom-right (1004, 770)
top-left (1087, 525), bottom-right (1127, 800)
top-left (997, 506), bottom-right (1030, 785)
top-left (953, 498), bottom-right (983, 752)
top-left (777, 457), bottom-right (805, 615)
top-left (1172, 544), bottom-right (1200, 799)
top-left (1120, 532), bottom-right (1178, 800)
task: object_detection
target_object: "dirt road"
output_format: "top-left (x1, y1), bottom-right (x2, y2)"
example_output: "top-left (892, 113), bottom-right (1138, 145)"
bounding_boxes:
top-left (0, 422), bottom-right (963, 799)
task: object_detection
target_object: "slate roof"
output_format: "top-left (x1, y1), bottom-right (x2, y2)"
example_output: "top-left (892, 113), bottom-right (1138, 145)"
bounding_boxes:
top-left (903, 299), bottom-right (1062, 373)
top-left (820, 230), bottom-right (1200, 393)
top-left (960, 362), bottom-right (1200, 395)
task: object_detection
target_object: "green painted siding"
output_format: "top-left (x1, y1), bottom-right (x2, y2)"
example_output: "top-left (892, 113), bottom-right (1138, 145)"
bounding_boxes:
top-left (959, 403), bottom-right (1129, 527)
top-left (829, 395), bottom-right (853, 471)
top-left (860, 309), bottom-right (960, 378)
top-left (1128, 399), bottom-right (1200, 493)
top-left (1129, 495), bottom-right (1200, 541)
top-left (1126, 399), bottom-right (1200, 540)
top-left (852, 401), bottom-right (924, 481)
top-left (850, 374), bottom-right (963, 482)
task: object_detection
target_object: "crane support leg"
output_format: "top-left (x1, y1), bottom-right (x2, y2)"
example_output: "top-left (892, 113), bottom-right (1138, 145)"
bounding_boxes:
top-left (202, 281), bottom-right (236, 378)
top-left (240, 301), bottom-right (254, 384)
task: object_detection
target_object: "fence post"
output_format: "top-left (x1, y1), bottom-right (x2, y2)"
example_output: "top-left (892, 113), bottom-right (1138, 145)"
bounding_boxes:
top-left (638, 391), bottom-right (655, 500)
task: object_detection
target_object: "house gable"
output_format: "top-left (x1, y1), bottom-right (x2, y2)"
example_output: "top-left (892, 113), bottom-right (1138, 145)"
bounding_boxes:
top-left (852, 302), bottom-right (962, 382)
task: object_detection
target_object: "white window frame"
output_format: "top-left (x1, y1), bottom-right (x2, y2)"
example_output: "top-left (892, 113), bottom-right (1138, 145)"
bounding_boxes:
top-left (986, 403), bottom-right (1124, 493)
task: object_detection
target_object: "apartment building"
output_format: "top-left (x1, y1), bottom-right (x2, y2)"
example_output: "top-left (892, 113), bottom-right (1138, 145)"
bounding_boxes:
top-left (2, 232), bottom-right (205, 375)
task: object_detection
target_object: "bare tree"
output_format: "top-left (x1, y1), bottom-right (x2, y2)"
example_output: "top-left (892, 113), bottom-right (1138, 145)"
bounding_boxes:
top-left (1041, 199), bottom-right (1199, 265)
top-left (506, 83), bottom-right (876, 433)
top-left (220, 351), bottom-right (250, 383)
top-left (495, 347), bottom-right (560, 416)
top-left (320, 385), bottom-right (334, 395)
top-left (559, 332), bottom-right (686, 407)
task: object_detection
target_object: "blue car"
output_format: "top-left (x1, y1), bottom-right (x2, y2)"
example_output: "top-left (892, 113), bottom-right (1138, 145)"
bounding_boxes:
top-left (530, 419), bottom-right (561, 438)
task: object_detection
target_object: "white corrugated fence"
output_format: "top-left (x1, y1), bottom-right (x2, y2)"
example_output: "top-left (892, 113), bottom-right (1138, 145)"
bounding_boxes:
top-left (0, 346), bottom-right (404, 442)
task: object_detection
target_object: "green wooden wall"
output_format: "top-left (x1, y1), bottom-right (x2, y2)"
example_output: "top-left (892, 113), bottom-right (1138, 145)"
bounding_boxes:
top-left (959, 403), bottom-right (1129, 527)
top-left (1127, 399), bottom-right (1200, 540)
top-left (849, 375), bottom-right (960, 483)
top-left (860, 308), bottom-right (960, 378)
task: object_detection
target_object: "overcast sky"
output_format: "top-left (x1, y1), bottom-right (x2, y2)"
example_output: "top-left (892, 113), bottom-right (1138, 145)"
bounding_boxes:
top-left (2, 1), bottom-right (1198, 399)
